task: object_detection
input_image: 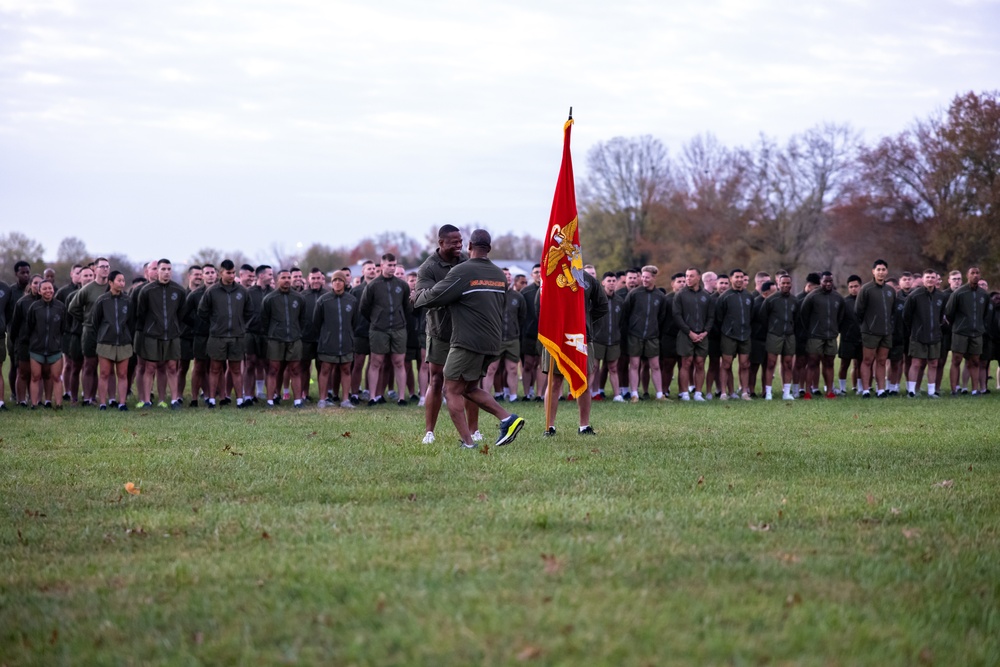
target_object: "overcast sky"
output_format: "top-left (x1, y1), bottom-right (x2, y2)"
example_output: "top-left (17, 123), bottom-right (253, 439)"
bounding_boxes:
top-left (1, 0), bottom-right (998, 266)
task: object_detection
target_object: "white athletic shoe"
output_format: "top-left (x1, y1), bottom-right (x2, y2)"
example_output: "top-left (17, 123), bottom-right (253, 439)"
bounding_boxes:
top-left (471, 430), bottom-right (484, 442)
top-left (418, 396), bottom-right (426, 407)
top-left (612, 395), bottom-right (624, 402)
top-left (782, 393), bottom-right (794, 401)
top-left (422, 431), bottom-right (435, 444)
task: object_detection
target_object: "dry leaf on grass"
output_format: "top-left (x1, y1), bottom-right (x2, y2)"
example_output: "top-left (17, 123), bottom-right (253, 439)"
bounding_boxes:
top-left (541, 553), bottom-right (564, 574)
top-left (124, 482), bottom-right (140, 495)
top-left (697, 475), bottom-right (705, 486)
top-left (516, 645), bottom-right (543, 661)
top-left (341, 431), bottom-right (351, 438)
top-left (932, 480), bottom-right (953, 488)
top-left (890, 507), bottom-right (901, 515)
top-left (749, 522), bottom-right (771, 532)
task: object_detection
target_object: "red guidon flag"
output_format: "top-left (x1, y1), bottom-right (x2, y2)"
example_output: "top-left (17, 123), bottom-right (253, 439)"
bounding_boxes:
top-left (538, 116), bottom-right (588, 399)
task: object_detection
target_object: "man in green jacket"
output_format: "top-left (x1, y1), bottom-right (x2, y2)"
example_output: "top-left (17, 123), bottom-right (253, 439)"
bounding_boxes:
top-left (414, 230), bottom-right (525, 450)
top-left (945, 266), bottom-right (990, 395)
top-left (855, 259), bottom-right (896, 398)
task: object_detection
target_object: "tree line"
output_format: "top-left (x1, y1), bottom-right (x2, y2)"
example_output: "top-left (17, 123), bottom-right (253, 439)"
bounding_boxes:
top-left (578, 90), bottom-right (1000, 284)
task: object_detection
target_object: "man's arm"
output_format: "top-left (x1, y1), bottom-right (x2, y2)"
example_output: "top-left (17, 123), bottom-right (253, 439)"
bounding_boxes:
top-left (414, 270), bottom-right (464, 310)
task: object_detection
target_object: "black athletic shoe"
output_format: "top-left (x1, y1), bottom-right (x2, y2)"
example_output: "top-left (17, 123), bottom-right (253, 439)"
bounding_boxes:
top-left (220, 397), bottom-right (232, 406)
top-left (170, 400), bottom-right (182, 410)
top-left (118, 404), bottom-right (128, 412)
top-left (397, 399), bottom-right (407, 407)
top-left (189, 399), bottom-right (198, 408)
top-left (578, 426), bottom-right (596, 435)
top-left (496, 414), bottom-right (526, 446)
top-left (349, 394), bottom-right (360, 405)
top-left (542, 426), bottom-right (557, 438)
top-left (907, 391), bottom-right (916, 398)
top-left (99, 404), bottom-right (107, 411)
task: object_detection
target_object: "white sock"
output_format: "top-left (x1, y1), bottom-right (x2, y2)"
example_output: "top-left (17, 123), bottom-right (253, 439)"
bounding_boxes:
top-left (838, 379), bottom-right (846, 391)
top-left (680, 391), bottom-right (690, 399)
top-left (792, 384), bottom-right (800, 394)
top-left (929, 383), bottom-right (936, 394)
top-left (294, 399), bottom-right (302, 406)
top-left (656, 392), bottom-right (663, 399)
top-left (256, 380), bottom-right (264, 394)
top-left (782, 384), bottom-right (791, 395)
top-left (856, 380), bottom-right (863, 393)
top-left (510, 394), bottom-right (518, 401)
top-left (907, 381), bottom-right (916, 393)
top-left (765, 386), bottom-right (773, 398)
top-left (267, 399), bottom-right (274, 406)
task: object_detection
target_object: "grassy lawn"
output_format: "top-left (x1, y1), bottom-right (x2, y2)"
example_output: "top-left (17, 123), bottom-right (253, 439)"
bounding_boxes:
top-left (2, 394), bottom-right (999, 665)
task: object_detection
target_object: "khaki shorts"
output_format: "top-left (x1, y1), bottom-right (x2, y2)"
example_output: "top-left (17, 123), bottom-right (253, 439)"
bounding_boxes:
top-left (908, 340), bottom-right (941, 360)
top-left (862, 333), bottom-right (892, 350)
top-left (720, 335), bottom-right (750, 357)
top-left (318, 353), bottom-right (353, 365)
top-left (370, 328), bottom-right (407, 355)
top-left (498, 338), bottom-right (520, 362)
top-left (676, 332), bottom-right (708, 359)
top-left (207, 336), bottom-right (246, 362)
top-left (140, 337), bottom-right (181, 362)
top-left (951, 334), bottom-right (983, 356)
top-left (426, 335), bottom-right (450, 366)
top-left (626, 335), bottom-right (659, 359)
top-left (443, 346), bottom-right (495, 382)
top-left (266, 339), bottom-right (303, 362)
top-left (97, 343), bottom-right (134, 363)
top-left (806, 338), bottom-right (838, 357)
top-left (594, 342), bottom-right (621, 363)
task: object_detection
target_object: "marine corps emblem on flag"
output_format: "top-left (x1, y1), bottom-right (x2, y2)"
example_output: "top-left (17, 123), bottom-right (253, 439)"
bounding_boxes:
top-left (544, 216), bottom-right (586, 292)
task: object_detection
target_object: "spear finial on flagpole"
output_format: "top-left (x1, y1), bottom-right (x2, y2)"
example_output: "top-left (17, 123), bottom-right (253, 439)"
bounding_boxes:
top-left (568, 106), bottom-right (573, 120)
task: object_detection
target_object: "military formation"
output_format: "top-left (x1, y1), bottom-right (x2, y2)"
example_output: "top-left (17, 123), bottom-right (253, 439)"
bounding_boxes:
top-left (2, 237), bottom-right (998, 445)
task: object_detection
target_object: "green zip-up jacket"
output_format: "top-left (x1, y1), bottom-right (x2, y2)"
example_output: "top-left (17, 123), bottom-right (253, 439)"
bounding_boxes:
top-left (360, 276), bottom-right (411, 333)
top-left (197, 282), bottom-right (255, 338)
top-left (758, 291), bottom-right (798, 337)
top-left (855, 281), bottom-right (896, 337)
top-left (621, 286), bottom-right (667, 341)
top-left (26, 298), bottom-right (67, 357)
top-left (715, 288), bottom-right (754, 342)
top-left (261, 289), bottom-right (309, 343)
top-left (136, 280), bottom-right (188, 341)
top-left (799, 288), bottom-right (846, 341)
top-left (672, 285), bottom-right (714, 336)
top-left (945, 284), bottom-right (989, 337)
top-left (92, 291), bottom-right (133, 347)
top-left (414, 258), bottom-right (506, 355)
top-left (415, 250), bottom-right (465, 341)
top-left (902, 286), bottom-right (946, 344)
top-left (314, 291), bottom-right (358, 357)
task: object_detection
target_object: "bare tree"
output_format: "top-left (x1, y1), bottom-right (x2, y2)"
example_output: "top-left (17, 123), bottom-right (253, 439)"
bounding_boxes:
top-left (578, 135), bottom-right (673, 269)
top-left (0, 232), bottom-right (45, 279)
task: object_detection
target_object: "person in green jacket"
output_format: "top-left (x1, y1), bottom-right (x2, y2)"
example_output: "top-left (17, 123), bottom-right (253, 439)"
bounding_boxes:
top-left (855, 259), bottom-right (896, 397)
top-left (414, 230), bottom-right (525, 450)
top-left (945, 266), bottom-right (989, 395)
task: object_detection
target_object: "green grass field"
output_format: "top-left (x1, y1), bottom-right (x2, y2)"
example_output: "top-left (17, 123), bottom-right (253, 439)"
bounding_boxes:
top-left (2, 394), bottom-right (999, 666)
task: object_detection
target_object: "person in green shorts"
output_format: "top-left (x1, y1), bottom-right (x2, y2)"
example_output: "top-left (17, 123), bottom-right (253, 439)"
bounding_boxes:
top-left (902, 269), bottom-right (946, 398)
top-left (67, 257), bottom-right (111, 406)
top-left (414, 230), bottom-right (525, 450)
top-left (855, 259), bottom-right (896, 398)
top-left (758, 273), bottom-right (798, 400)
top-left (620, 265), bottom-right (667, 402)
top-left (135, 259), bottom-right (188, 409)
top-left (359, 253), bottom-right (411, 406)
top-left (673, 268), bottom-right (714, 401)
top-left (945, 266), bottom-right (989, 395)
top-left (593, 271), bottom-right (624, 402)
top-left (9, 274), bottom-right (42, 406)
top-left (483, 281), bottom-right (527, 403)
top-left (314, 271), bottom-right (357, 408)
top-left (298, 268), bottom-right (328, 402)
top-left (25, 279), bottom-right (67, 408)
top-left (260, 269), bottom-right (309, 407)
top-left (92, 271), bottom-right (133, 411)
top-left (799, 272), bottom-right (845, 399)
top-left (198, 259), bottom-right (255, 408)
top-left (715, 269), bottom-right (754, 401)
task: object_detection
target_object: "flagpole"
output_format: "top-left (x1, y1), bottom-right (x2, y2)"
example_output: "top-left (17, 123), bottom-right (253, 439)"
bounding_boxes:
top-left (545, 357), bottom-right (556, 430)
